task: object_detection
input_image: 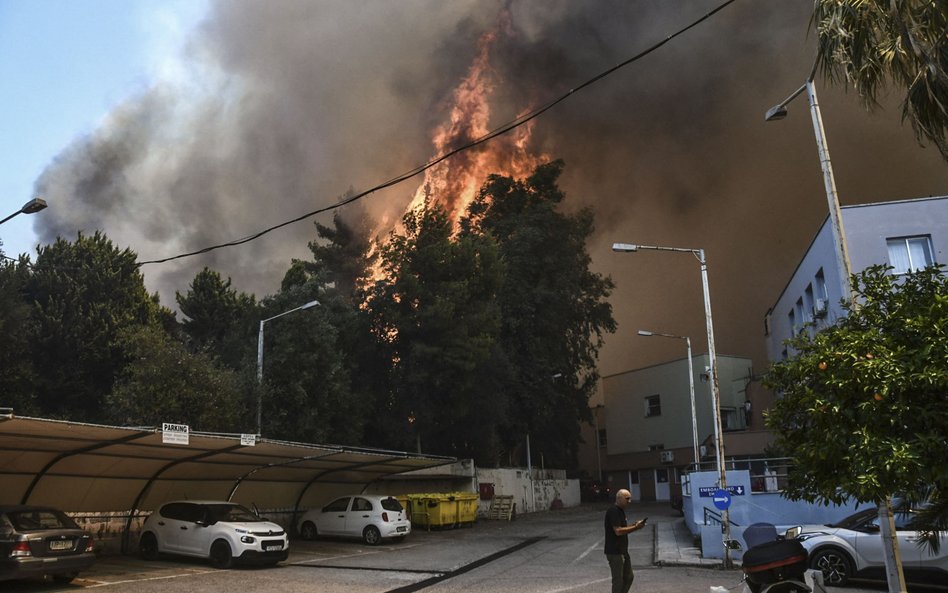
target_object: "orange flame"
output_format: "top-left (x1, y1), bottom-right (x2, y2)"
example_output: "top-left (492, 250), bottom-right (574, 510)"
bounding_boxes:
top-left (369, 14), bottom-right (545, 282)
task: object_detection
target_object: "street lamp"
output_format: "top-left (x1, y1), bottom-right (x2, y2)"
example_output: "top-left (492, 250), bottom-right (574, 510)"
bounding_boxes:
top-left (0, 197), bottom-right (48, 226)
top-left (767, 69), bottom-right (908, 592)
top-left (637, 329), bottom-right (699, 471)
top-left (765, 66), bottom-right (854, 304)
top-left (256, 299), bottom-right (320, 435)
top-left (613, 242), bottom-right (732, 568)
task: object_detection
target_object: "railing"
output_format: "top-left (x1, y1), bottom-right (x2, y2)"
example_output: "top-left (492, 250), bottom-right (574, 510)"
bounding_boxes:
top-left (704, 506), bottom-right (740, 527)
top-left (682, 456), bottom-right (791, 494)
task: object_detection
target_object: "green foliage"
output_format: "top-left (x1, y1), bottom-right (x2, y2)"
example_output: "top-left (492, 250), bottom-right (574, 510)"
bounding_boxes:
top-left (25, 232), bottom-right (165, 419)
top-left (176, 267), bottom-right (256, 351)
top-left (765, 265), bottom-right (948, 509)
top-left (0, 257), bottom-right (38, 414)
top-left (464, 160), bottom-right (616, 466)
top-left (368, 196), bottom-right (508, 459)
top-left (256, 289), bottom-right (362, 444)
top-left (814, 0), bottom-right (948, 160)
top-left (106, 325), bottom-right (245, 431)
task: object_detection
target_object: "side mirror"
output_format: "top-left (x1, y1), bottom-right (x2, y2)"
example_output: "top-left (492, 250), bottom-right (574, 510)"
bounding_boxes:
top-left (784, 526), bottom-right (802, 540)
top-left (724, 539), bottom-right (743, 550)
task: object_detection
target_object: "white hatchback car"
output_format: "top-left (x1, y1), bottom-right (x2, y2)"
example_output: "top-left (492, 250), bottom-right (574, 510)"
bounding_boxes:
top-left (140, 501), bottom-right (289, 568)
top-left (798, 506), bottom-right (948, 586)
top-left (298, 495), bottom-right (410, 545)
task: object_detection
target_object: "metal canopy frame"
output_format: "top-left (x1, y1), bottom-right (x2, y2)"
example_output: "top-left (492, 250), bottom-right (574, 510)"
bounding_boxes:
top-left (0, 415), bottom-right (456, 551)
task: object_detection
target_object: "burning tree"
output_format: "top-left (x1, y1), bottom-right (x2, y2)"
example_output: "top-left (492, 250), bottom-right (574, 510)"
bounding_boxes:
top-left (464, 160), bottom-right (616, 467)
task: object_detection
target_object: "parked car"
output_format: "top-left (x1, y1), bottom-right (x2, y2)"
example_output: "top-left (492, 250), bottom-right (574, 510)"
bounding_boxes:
top-left (139, 501), bottom-right (288, 568)
top-left (0, 505), bottom-right (96, 583)
top-left (298, 495), bottom-right (410, 545)
top-left (798, 506), bottom-right (948, 586)
top-left (580, 480), bottom-right (612, 502)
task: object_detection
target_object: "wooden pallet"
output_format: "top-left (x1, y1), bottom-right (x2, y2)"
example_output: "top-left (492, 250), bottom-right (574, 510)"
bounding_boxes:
top-left (487, 495), bottom-right (515, 521)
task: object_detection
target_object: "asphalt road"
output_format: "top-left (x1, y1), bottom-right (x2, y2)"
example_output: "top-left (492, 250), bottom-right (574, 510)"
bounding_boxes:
top-left (2, 503), bottom-right (933, 593)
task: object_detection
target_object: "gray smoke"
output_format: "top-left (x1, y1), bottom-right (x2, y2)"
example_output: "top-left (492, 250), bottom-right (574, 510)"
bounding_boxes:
top-left (34, 0), bottom-right (948, 373)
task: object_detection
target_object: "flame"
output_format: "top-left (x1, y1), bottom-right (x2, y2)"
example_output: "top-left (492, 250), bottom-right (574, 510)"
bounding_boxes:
top-left (370, 15), bottom-right (545, 282)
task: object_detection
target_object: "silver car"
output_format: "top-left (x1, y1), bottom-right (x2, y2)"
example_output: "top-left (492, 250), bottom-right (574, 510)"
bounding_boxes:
top-left (798, 506), bottom-right (948, 586)
top-left (298, 495), bottom-right (410, 545)
top-left (0, 505), bottom-right (96, 583)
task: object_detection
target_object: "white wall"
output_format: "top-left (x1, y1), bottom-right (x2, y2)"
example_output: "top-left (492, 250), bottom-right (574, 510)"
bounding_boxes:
top-left (475, 467), bottom-right (580, 517)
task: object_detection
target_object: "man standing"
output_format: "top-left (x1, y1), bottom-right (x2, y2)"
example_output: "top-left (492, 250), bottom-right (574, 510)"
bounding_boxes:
top-left (604, 488), bottom-right (647, 593)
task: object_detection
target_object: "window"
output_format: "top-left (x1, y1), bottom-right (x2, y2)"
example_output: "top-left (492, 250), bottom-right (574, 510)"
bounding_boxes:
top-left (814, 268), bottom-right (827, 300)
top-left (352, 497), bottom-right (372, 512)
top-left (647, 444), bottom-right (665, 451)
top-left (887, 236), bottom-right (934, 274)
top-left (721, 407), bottom-right (739, 430)
top-left (322, 497), bottom-right (351, 513)
top-left (645, 395), bottom-right (661, 417)
top-left (597, 428), bottom-right (607, 448)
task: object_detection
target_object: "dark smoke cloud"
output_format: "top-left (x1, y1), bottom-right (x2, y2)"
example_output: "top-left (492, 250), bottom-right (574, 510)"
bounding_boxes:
top-left (34, 0), bottom-right (948, 375)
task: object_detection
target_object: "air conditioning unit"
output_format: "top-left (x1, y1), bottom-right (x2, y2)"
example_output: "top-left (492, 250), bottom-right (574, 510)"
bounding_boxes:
top-left (812, 298), bottom-right (828, 318)
top-left (659, 450), bottom-right (674, 463)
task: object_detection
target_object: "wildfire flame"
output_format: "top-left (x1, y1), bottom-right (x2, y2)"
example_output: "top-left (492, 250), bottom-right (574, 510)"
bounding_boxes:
top-left (370, 14), bottom-right (545, 280)
top-left (405, 28), bottom-right (543, 225)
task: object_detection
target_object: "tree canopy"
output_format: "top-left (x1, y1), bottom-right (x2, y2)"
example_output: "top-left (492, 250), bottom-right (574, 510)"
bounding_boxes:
top-left (765, 265), bottom-right (948, 546)
top-left (814, 0), bottom-right (948, 160)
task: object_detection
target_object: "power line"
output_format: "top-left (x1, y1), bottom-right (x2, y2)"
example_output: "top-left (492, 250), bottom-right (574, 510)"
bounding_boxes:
top-left (138, 0), bottom-right (738, 267)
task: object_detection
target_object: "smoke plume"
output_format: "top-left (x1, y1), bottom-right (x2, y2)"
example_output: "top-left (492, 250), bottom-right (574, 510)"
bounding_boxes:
top-left (34, 0), bottom-right (948, 373)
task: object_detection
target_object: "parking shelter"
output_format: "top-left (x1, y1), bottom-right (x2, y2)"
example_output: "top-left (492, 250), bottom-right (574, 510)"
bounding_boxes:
top-left (0, 414), bottom-right (455, 552)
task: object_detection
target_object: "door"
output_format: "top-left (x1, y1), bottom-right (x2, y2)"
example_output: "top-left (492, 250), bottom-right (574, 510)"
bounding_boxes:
top-left (319, 497), bottom-right (351, 535)
top-left (654, 468), bottom-right (670, 501)
top-left (344, 497), bottom-right (375, 537)
top-left (628, 471), bottom-right (641, 501)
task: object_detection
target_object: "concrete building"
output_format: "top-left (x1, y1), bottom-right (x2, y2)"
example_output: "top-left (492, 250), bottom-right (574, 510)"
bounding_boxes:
top-left (595, 353), bottom-right (771, 502)
top-left (765, 195), bottom-right (947, 362)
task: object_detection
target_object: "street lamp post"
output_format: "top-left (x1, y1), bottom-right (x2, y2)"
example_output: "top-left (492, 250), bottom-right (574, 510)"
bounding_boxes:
top-left (613, 242), bottom-right (732, 568)
top-left (1, 197), bottom-right (48, 226)
top-left (766, 70), bottom-right (907, 593)
top-left (765, 69), bottom-right (853, 304)
top-left (638, 330), bottom-right (699, 471)
top-left (256, 299), bottom-right (320, 435)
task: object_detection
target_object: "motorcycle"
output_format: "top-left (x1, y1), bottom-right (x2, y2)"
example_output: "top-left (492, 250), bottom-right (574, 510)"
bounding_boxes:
top-left (729, 522), bottom-right (823, 593)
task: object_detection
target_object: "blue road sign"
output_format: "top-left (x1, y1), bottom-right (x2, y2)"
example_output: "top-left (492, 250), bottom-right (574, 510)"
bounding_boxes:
top-left (712, 489), bottom-right (731, 510)
top-left (698, 485), bottom-right (746, 497)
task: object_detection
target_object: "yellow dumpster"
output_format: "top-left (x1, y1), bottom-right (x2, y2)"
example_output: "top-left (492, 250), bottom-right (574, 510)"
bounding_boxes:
top-left (405, 492), bottom-right (477, 529)
top-left (455, 492), bottom-right (478, 527)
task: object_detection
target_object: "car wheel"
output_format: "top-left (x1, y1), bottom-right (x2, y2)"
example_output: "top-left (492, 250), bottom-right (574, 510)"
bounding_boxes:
top-left (809, 547), bottom-right (853, 587)
top-left (210, 540), bottom-right (234, 569)
top-left (363, 525), bottom-right (382, 545)
top-left (300, 521), bottom-right (318, 541)
top-left (51, 572), bottom-right (78, 584)
top-left (140, 532), bottom-right (160, 561)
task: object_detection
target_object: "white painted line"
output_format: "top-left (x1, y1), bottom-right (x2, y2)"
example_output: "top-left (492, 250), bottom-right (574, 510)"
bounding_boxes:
top-left (85, 569), bottom-right (217, 587)
top-left (545, 577), bottom-right (612, 592)
top-left (571, 540), bottom-right (600, 564)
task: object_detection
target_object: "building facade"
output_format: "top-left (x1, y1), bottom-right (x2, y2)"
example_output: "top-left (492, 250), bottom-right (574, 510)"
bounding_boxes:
top-left (597, 353), bottom-right (758, 501)
top-left (765, 196), bottom-right (948, 362)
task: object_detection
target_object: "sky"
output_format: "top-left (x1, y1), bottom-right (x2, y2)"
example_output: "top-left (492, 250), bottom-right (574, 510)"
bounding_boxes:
top-left (0, 0), bottom-right (207, 257)
top-left (1, 0), bottom-right (946, 382)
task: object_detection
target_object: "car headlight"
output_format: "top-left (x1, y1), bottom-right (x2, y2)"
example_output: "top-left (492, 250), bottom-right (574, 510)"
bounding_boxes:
top-left (240, 536), bottom-right (256, 544)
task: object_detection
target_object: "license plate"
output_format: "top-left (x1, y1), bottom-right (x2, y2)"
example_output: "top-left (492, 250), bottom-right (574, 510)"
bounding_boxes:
top-left (396, 526), bottom-right (407, 533)
top-left (264, 544), bottom-right (282, 551)
top-left (48, 540), bottom-right (72, 551)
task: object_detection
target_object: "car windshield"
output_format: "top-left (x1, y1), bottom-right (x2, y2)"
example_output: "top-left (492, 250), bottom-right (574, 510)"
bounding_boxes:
top-left (206, 504), bottom-right (259, 522)
top-left (828, 508), bottom-right (879, 529)
top-left (8, 509), bottom-right (78, 531)
top-left (381, 497), bottom-right (403, 512)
